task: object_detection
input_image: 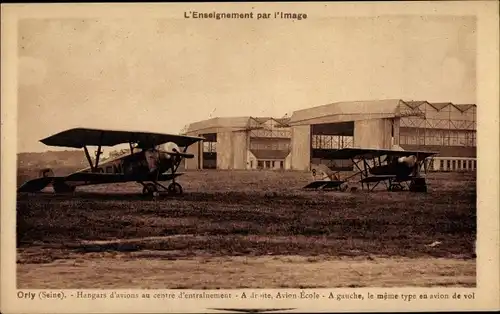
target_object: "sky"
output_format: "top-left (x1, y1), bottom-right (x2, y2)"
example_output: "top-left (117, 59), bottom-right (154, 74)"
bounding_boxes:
top-left (17, 15), bottom-right (476, 152)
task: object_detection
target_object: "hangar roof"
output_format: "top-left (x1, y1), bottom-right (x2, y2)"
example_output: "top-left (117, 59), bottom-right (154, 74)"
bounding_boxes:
top-left (289, 99), bottom-right (406, 126)
top-left (186, 116), bottom-right (291, 135)
top-left (186, 117), bottom-right (251, 134)
top-left (185, 100), bottom-right (476, 134)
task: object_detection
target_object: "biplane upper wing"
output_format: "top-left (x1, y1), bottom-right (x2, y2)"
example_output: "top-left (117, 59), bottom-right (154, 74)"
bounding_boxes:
top-left (40, 128), bottom-right (204, 148)
top-left (324, 147), bottom-right (438, 160)
top-left (359, 175), bottom-right (397, 183)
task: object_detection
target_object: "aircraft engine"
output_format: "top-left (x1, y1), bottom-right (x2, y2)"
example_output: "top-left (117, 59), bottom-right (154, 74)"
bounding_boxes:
top-left (163, 142), bottom-right (181, 159)
top-left (397, 155), bottom-right (417, 167)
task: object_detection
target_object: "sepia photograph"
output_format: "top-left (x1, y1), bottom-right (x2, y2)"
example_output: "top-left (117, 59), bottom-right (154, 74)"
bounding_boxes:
top-left (2, 2), bottom-right (499, 313)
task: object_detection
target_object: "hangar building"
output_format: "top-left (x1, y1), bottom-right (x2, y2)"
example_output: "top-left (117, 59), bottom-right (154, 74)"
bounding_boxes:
top-left (184, 99), bottom-right (476, 172)
top-left (184, 117), bottom-right (292, 170)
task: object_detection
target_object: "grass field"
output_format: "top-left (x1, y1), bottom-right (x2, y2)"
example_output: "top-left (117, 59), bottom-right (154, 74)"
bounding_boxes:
top-left (16, 170), bottom-right (476, 288)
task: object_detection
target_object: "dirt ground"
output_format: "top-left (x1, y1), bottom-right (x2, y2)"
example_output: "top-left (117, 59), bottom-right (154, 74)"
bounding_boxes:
top-left (16, 170), bottom-right (477, 288)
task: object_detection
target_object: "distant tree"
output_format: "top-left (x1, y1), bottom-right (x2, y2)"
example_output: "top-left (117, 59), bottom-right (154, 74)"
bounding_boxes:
top-left (109, 149), bottom-right (129, 159)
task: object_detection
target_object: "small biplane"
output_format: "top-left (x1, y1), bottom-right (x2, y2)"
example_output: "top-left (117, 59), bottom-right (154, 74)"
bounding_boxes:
top-left (17, 128), bottom-right (204, 197)
top-left (304, 147), bottom-right (437, 192)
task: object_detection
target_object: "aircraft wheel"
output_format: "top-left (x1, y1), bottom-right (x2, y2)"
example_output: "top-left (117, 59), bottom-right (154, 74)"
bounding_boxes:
top-left (167, 182), bottom-right (183, 195)
top-left (142, 183), bottom-right (158, 196)
top-left (389, 184), bottom-right (403, 192)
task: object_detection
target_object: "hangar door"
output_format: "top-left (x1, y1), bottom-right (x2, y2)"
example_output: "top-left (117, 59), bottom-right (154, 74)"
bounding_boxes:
top-left (310, 122), bottom-right (354, 171)
top-left (202, 133), bottom-right (217, 169)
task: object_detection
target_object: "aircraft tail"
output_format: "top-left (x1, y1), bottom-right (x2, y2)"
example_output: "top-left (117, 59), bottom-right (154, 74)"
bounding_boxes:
top-left (311, 164), bottom-right (340, 181)
top-left (17, 177), bottom-right (55, 193)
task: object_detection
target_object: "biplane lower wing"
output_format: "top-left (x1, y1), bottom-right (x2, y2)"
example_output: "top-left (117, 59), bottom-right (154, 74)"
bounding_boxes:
top-left (360, 175), bottom-right (416, 183)
top-left (303, 180), bottom-right (345, 190)
top-left (17, 173), bottom-right (184, 193)
top-left (360, 175), bottom-right (397, 183)
top-left (65, 172), bottom-right (184, 183)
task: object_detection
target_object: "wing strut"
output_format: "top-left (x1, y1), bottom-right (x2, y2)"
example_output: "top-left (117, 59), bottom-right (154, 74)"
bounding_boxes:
top-left (83, 146), bottom-right (94, 171)
top-left (95, 145), bottom-right (102, 169)
top-left (83, 144), bottom-right (103, 172)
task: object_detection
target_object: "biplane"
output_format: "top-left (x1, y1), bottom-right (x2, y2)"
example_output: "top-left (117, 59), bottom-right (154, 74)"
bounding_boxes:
top-left (17, 128), bottom-right (204, 197)
top-left (304, 148), bottom-right (437, 192)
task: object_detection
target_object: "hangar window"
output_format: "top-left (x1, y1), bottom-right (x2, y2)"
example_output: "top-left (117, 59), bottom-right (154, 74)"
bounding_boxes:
top-left (446, 160), bottom-right (451, 171)
top-left (408, 136), bottom-right (417, 145)
top-left (436, 132), bottom-right (445, 145)
top-left (443, 133), bottom-right (450, 146)
top-left (265, 161), bottom-right (271, 169)
top-left (203, 142), bottom-right (217, 153)
top-left (451, 160), bottom-right (456, 170)
top-left (465, 133), bottom-right (472, 146)
top-left (249, 141), bottom-right (290, 151)
top-left (250, 121), bottom-right (292, 139)
top-left (280, 161), bottom-right (284, 169)
top-left (440, 160), bottom-right (444, 171)
top-left (473, 160), bottom-right (477, 169)
top-left (432, 130), bottom-right (444, 146)
top-left (468, 160), bottom-right (472, 169)
top-left (418, 134), bottom-right (425, 145)
top-left (450, 132), bottom-right (459, 146)
top-left (311, 135), bottom-right (353, 149)
top-left (258, 161), bottom-right (264, 169)
top-left (458, 133), bottom-right (467, 146)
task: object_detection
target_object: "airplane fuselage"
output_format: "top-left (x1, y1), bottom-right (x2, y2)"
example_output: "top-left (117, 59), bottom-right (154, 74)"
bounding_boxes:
top-left (369, 155), bottom-right (418, 179)
top-left (81, 148), bottom-right (176, 176)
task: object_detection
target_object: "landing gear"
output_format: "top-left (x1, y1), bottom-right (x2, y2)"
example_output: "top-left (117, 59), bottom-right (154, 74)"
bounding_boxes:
top-left (140, 181), bottom-right (183, 197)
top-left (388, 183), bottom-right (404, 192)
top-left (409, 177), bottom-right (428, 193)
top-left (142, 183), bottom-right (159, 197)
top-left (139, 154), bottom-right (186, 198)
top-left (167, 182), bottom-right (183, 195)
